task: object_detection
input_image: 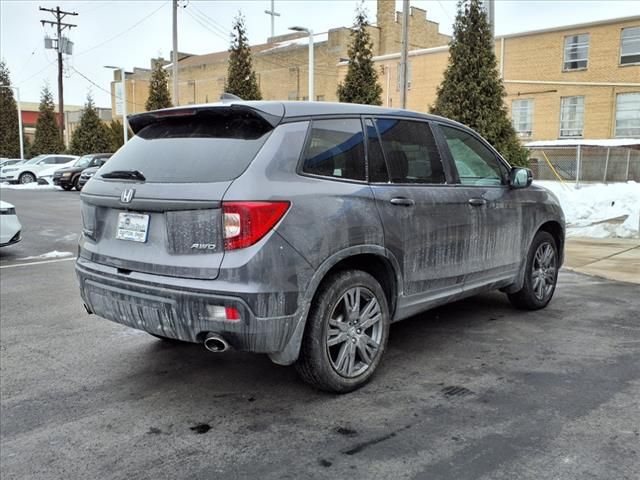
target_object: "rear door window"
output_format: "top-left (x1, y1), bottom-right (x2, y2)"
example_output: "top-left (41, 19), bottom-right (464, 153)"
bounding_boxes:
top-left (374, 118), bottom-right (445, 184)
top-left (301, 118), bottom-right (365, 181)
top-left (99, 110), bottom-right (273, 183)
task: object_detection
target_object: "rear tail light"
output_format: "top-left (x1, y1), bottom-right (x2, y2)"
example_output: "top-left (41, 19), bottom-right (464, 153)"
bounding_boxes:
top-left (222, 201), bottom-right (290, 250)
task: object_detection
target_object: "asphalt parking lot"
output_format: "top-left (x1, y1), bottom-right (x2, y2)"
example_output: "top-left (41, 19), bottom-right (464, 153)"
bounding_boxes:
top-left (1, 188), bottom-right (639, 480)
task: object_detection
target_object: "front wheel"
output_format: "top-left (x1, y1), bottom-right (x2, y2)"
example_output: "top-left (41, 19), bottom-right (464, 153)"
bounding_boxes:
top-left (295, 270), bottom-right (390, 393)
top-left (19, 172), bottom-right (36, 184)
top-left (508, 231), bottom-right (559, 310)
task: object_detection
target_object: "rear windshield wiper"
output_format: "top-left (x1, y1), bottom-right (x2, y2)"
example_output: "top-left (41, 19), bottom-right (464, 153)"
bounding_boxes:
top-left (101, 169), bottom-right (146, 181)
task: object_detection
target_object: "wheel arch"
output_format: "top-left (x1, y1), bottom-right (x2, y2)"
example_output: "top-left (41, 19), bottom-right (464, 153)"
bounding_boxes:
top-left (268, 245), bottom-right (402, 366)
top-left (536, 220), bottom-right (565, 266)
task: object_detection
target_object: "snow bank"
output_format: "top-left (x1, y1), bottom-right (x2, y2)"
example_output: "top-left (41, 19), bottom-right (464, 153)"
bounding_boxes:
top-left (0, 182), bottom-right (56, 190)
top-left (19, 250), bottom-right (75, 260)
top-left (535, 181), bottom-right (640, 238)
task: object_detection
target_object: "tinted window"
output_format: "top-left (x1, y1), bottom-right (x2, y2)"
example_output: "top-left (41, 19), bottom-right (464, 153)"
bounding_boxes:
top-left (374, 118), bottom-right (445, 184)
top-left (100, 110), bottom-right (273, 183)
top-left (440, 125), bottom-right (504, 186)
top-left (364, 118), bottom-right (388, 183)
top-left (302, 118), bottom-right (365, 181)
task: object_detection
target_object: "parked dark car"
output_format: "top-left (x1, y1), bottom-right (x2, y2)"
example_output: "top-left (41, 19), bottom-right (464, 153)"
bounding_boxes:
top-left (78, 162), bottom-right (107, 190)
top-left (76, 101), bottom-right (565, 392)
top-left (54, 153), bottom-right (111, 190)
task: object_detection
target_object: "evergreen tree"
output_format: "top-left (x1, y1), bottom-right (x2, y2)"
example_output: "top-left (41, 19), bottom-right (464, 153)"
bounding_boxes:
top-left (337, 4), bottom-right (382, 105)
top-left (145, 59), bottom-right (172, 111)
top-left (68, 93), bottom-right (112, 155)
top-left (31, 84), bottom-right (65, 156)
top-left (226, 13), bottom-right (262, 100)
top-left (431, 0), bottom-right (529, 167)
top-left (0, 61), bottom-right (22, 158)
top-left (106, 119), bottom-right (127, 152)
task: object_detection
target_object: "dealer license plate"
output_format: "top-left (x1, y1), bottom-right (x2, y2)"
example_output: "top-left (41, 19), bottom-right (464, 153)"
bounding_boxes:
top-left (116, 213), bottom-right (149, 243)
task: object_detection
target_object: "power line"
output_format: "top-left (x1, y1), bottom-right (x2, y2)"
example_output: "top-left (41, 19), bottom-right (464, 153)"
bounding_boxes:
top-left (74, 1), bottom-right (169, 57)
top-left (70, 66), bottom-right (148, 110)
top-left (189, 3), bottom-right (230, 37)
top-left (17, 58), bottom-right (58, 86)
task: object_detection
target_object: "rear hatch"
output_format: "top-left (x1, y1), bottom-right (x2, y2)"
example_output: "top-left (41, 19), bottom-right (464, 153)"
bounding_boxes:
top-left (79, 103), bottom-right (283, 280)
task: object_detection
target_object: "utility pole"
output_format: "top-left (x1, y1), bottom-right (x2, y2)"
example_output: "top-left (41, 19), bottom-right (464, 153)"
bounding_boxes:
top-left (172, 0), bottom-right (179, 105)
top-left (486, 0), bottom-right (495, 37)
top-left (399, 0), bottom-right (409, 109)
top-left (39, 6), bottom-right (77, 140)
top-left (264, 0), bottom-right (280, 40)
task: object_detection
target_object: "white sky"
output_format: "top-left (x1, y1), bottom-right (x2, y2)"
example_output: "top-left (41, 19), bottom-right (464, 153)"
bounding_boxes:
top-left (1, 0), bottom-right (638, 108)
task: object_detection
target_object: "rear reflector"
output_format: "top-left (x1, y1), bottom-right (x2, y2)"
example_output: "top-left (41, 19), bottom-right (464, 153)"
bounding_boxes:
top-left (206, 305), bottom-right (242, 322)
top-left (223, 201), bottom-right (290, 250)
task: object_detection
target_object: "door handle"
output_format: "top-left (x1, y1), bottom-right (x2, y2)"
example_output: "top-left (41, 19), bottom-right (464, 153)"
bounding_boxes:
top-left (468, 198), bottom-right (487, 207)
top-left (390, 197), bottom-right (415, 206)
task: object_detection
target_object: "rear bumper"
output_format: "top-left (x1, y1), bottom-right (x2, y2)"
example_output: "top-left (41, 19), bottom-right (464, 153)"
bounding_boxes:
top-left (75, 257), bottom-right (300, 353)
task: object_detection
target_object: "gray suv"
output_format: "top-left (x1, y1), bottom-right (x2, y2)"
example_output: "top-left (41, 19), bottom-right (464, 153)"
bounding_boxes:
top-left (76, 101), bottom-right (564, 392)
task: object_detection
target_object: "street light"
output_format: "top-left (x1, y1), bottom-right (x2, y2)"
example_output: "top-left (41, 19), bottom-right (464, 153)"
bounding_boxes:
top-left (0, 85), bottom-right (24, 160)
top-left (289, 26), bottom-right (314, 102)
top-left (104, 65), bottom-right (128, 143)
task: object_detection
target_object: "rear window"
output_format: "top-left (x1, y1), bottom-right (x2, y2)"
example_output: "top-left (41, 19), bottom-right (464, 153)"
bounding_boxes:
top-left (99, 110), bottom-right (273, 183)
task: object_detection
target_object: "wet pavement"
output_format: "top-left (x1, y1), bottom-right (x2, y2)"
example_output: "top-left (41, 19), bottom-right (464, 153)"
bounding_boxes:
top-left (1, 188), bottom-right (639, 480)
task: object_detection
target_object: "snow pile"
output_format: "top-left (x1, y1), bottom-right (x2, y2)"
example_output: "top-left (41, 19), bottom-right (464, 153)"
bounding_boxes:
top-left (19, 251), bottom-right (74, 260)
top-left (535, 181), bottom-right (640, 238)
top-left (0, 182), bottom-right (56, 190)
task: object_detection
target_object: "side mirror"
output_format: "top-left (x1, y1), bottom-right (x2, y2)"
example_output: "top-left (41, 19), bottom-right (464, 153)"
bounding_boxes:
top-left (509, 167), bottom-right (533, 189)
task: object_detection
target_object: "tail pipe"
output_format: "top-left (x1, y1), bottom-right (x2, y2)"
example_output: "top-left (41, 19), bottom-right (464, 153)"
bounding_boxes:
top-left (203, 333), bottom-right (230, 353)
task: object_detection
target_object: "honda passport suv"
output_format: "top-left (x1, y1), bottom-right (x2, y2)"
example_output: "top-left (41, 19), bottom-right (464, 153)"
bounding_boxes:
top-left (76, 101), bottom-right (565, 392)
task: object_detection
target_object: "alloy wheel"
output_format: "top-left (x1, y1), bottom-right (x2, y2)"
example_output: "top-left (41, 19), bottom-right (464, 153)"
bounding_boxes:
top-left (326, 286), bottom-right (383, 378)
top-left (531, 242), bottom-right (557, 301)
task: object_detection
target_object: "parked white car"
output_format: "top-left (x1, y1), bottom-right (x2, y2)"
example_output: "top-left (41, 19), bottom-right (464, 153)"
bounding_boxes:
top-left (0, 159), bottom-right (24, 168)
top-left (0, 154), bottom-right (78, 184)
top-left (0, 201), bottom-right (22, 247)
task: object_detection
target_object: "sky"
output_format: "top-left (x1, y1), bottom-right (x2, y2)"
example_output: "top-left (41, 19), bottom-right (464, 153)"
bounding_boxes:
top-left (1, 0), bottom-right (638, 108)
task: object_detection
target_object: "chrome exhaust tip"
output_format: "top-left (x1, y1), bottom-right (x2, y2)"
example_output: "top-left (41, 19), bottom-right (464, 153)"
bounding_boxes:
top-left (204, 333), bottom-right (230, 353)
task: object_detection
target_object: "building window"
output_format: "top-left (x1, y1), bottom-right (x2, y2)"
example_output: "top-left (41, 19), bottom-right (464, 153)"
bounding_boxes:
top-left (559, 96), bottom-right (585, 138)
top-left (563, 33), bottom-right (589, 71)
top-left (615, 93), bottom-right (640, 137)
top-left (511, 99), bottom-right (534, 137)
top-left (620, 26), bottom-right (640, 65)
top-left (396, 61), bottom-right (412, 90)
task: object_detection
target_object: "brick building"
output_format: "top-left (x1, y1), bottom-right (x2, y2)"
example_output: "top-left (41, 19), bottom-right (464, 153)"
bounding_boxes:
top-left (111, 0), bottom-right (450, 114)
top-left (344, 14), bottom-right (640, 141)
top-left (113, 2), bottom-right (639, 142)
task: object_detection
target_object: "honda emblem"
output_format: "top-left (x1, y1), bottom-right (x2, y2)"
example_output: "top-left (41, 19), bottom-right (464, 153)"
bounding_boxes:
top-left (120, 188), bottom-right (135, 203)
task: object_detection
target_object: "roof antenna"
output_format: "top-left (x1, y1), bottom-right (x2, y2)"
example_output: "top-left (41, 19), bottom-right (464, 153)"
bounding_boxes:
top-left (220, 92), bottom-right (243, 102)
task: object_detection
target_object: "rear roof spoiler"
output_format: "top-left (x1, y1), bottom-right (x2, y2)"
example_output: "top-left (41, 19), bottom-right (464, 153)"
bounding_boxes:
top-left (127, 102), bottom-right (285, 135)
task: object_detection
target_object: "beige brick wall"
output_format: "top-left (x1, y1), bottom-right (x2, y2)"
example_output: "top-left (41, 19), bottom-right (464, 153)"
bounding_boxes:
top-left (116, 8), bottom-right (639, 143)
top-left (114, 0), bottom-right (449, 118)
top-left (341, 16), bottom-right (640, 141)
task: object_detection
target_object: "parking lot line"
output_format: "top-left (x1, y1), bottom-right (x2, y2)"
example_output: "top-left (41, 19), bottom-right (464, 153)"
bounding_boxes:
top-left (0, 257), bottom-right (77, 269)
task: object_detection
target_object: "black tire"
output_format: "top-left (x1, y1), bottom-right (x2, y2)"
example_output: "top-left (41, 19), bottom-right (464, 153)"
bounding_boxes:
top-left (295, 270), bottom-right (390, 393)
top-left (73, 176), bottom-right (81, 191)
top-left (508, 231), bottom-right (559, 310)
top-left (19, 172), bottom-right (36, 184)
top-left (62, 184), bottom-right (73, 191)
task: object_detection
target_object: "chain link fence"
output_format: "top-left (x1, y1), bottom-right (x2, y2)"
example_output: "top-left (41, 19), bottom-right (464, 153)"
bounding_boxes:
top-left (526, 146), bottom-right (640, 185)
